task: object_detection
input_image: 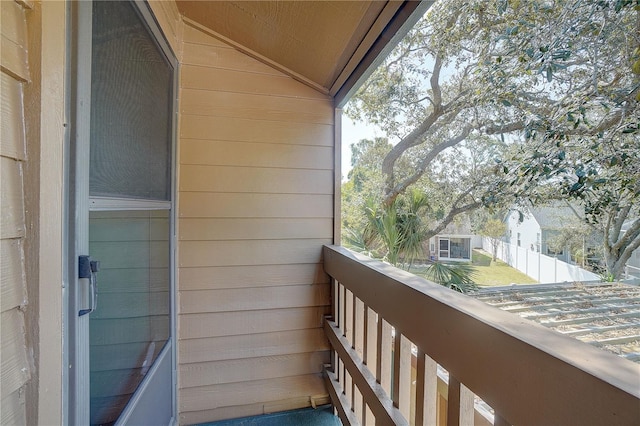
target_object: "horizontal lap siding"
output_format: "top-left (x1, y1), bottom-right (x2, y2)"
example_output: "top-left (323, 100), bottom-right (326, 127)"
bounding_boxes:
top-left (0, 2), bottom-right (30, 424)
top-left (180, 374), bottom-right (328, 415)
top-left (177, 24), bottom-right (334, 424)
top-left (179, 352), bottom-right (330, 388)
top-left (179, 328), bottom-right (330, 364)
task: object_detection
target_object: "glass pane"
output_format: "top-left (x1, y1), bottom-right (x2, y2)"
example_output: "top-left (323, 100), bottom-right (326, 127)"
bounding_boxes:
top-left (90, 1), bottom-right (173, 200)
top-left (89, 210), bottom-right (170, 425)
top-left (450, 238), bottom-right (470, 259)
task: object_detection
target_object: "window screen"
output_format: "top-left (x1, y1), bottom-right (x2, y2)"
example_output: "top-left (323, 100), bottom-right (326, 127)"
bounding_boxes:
top-left (90, 1), bottom-right (173, 200)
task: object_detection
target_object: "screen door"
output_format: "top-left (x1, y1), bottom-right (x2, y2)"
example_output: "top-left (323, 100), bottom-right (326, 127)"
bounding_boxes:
top-left (69, 2), bottom-right (176, 424)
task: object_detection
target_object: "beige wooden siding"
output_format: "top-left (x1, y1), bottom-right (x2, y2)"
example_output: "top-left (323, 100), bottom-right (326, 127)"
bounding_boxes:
top-left (0, 1), bottom-right (31, 424)
top-left (177, 23), bottom-right (334, 424)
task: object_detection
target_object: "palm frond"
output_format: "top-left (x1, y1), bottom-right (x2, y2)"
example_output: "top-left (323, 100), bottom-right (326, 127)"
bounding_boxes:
top-left (422, 262), bottom-right (478, 293)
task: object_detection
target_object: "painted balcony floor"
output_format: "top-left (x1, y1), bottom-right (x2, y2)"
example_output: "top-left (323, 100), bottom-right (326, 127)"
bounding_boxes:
top-left (196, 406), bottom-right (342, 426)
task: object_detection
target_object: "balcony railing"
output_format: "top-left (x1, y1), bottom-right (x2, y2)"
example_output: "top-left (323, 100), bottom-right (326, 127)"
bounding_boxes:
top-left (322, 245), bottom-right (640, 426)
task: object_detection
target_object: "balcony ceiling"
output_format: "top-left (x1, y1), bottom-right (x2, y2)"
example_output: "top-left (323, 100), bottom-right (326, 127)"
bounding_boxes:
top-left (176, 1), bottom-right (427, 99)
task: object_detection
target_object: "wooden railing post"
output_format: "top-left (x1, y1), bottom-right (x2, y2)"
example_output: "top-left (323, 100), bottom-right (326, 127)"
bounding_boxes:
top-left (392, 333), bottom-right (412, 419)
top-left (447, 376), bottom-right (474, 426)
top-left (364, 306), bottom-right (377, 426)
top-left (377, 318), bottom-right (392, 395)
top-left (344, 289), bottom-right (354, 412)
top-left (415, 349), bottom-right (437, 426)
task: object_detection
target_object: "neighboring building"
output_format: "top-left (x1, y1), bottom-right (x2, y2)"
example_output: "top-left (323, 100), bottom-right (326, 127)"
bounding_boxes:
top-left (627, 248), bottom-right (640, 271)
top-left (505, 202), bottom-right (594, 263)
top-left (428, 217), bottom-right (480, 262)
top-left (506, 203), bottom-right (638, 275)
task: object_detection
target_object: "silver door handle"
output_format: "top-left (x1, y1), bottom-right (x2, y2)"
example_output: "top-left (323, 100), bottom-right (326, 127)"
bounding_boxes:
top-left (79, 256), bottom-right (100, 316)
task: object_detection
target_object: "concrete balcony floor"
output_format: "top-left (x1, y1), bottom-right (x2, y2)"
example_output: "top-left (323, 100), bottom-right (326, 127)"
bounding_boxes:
top-left (197, 406), bottom-right (342, 426)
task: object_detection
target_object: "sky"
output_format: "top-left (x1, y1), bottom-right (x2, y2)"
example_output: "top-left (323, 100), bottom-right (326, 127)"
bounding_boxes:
top-left (340, 115), bottom-right (383, 182)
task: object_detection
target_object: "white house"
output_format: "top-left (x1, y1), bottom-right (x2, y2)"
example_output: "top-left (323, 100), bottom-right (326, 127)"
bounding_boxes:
top-left (506, 203), bottom-right (639, 279)
top-left (428, 217), bottom-right (481, 262)
top-left (505, 202), bottom-right (582, 263)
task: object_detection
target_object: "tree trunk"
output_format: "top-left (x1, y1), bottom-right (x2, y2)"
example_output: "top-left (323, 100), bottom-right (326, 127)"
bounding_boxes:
top-left (491, 240), bottom-right (498, 262)
top-left (604, 244), bottom-right (629, 281)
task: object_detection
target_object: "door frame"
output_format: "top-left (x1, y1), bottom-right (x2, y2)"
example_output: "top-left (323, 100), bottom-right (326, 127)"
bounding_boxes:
top-left (66, 1), bottom-right (179, 424)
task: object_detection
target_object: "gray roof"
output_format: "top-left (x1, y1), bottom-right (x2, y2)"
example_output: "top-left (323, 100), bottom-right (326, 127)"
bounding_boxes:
top-left (529, 201), bottom-right (582, 230)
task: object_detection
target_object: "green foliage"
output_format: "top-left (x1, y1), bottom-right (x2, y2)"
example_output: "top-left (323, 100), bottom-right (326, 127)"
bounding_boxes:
top-left (349, 188), bottom-right (478, 293)
top-left (546, 219), bottom-right (601, 265)
top-left (420, 262), bottom-right (478, 293)
top-left (345, 0), bottom-right (639, 279)
top-left (364, 198), bottom-right (403, 265)
top-left (494, 0), bottom-right (640, 277)
top-left (342, 138), bottom-right (390, 232)
top-left (342, 227), bottom-right (374, 258)
top-left (360, 189), bottom-right (430, 267)
top-left (480, 219), bottom-right (507, 240)
top-left (480, 218), bottom-right (508, 261)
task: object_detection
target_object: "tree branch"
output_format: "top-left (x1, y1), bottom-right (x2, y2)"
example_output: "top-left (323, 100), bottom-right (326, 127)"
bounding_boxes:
top-left (613, 214), bottom-right (639, 253)
top-left (430, 54), bottom-right (443, 107)
top-left (425, 197), bottom-right (483, 240)
top-left (483, 121), bottom-right (526, 135)
top-left (619, 228), bottom-right (640, 265)
top-left (383, 126), bottom-right (472, 205)
top-left (610, 205), bottom-right (632, 249)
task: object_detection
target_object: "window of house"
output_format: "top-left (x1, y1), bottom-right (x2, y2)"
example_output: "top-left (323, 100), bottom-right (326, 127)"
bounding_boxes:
top-left (449, 238), bottom-right (471, 259)
top-left (517, 232), bottom-right (521, 247)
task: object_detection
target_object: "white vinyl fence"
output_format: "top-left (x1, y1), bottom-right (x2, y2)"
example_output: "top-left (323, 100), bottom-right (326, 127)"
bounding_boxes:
top-left (482, 237), bottom-right (601, 283)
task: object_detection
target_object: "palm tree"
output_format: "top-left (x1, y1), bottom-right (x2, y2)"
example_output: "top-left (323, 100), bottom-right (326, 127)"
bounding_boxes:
top-left (361, 197), bottom-right (401, 265)
top-left (421, 262), bottom-right (478, 293)
top-left (344, 189), bottom-right (477, 293)
top-left (361, 189), bottom-right (428, 267)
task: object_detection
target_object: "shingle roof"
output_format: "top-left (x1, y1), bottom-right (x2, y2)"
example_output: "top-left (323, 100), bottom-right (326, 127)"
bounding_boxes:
top-left (529, 201), bottom-right (582, 230)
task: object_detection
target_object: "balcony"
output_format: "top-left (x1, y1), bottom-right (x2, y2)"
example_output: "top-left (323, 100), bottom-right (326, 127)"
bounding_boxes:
top-left (322, 245), bottom-right (640, 425)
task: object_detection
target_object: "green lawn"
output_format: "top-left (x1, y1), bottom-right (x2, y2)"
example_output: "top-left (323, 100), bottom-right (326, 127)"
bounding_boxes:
top-left (471, 249), bottom-right (538, 286)
top-left (407, 249), bottom-right (537, 288)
